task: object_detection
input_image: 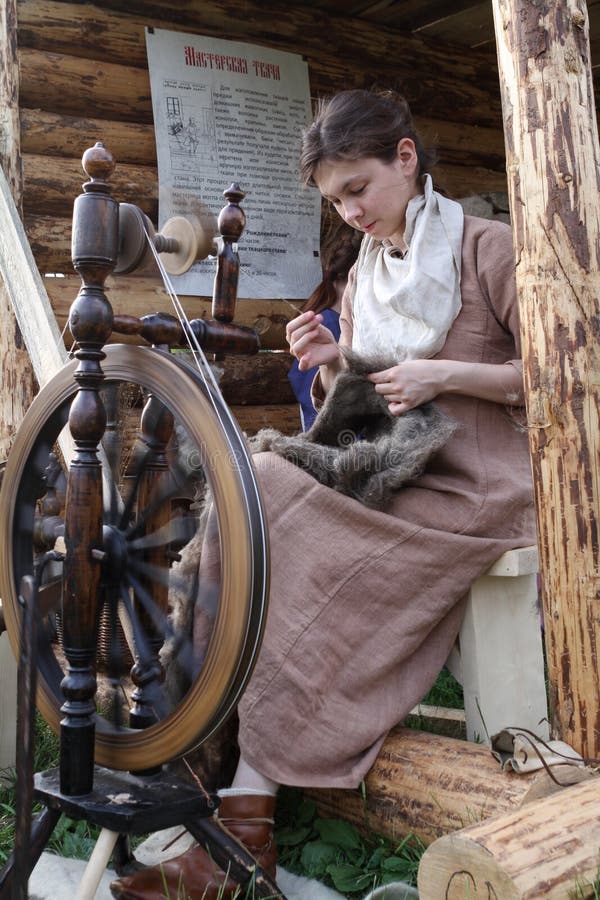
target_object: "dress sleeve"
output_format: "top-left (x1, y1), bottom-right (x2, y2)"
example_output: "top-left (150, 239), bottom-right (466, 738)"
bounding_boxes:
top-left (475, 220), bottom-right (522, 362)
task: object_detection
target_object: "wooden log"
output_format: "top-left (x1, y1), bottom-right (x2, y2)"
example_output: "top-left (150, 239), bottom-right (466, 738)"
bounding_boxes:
top-left (493, 1), bottom-right (600, 758)
top-left (22, 152), bottom-right (157, 219)
top-left (17, 0), bottom-right (504, 128)
top-left (417, 777), bottom-right (600, 899)
top-left (24, 214), bottom-right (72, 273)
top-left (304, 727), bottom-right (595, 847)
top-left (231, 403), bottom-right (300, 435)
top-left (217, 352), bottom-right (295, 405)
top-left (20, 108), bottom-right (157, 168)
top-left (19, 47), bottom-right (152, 122)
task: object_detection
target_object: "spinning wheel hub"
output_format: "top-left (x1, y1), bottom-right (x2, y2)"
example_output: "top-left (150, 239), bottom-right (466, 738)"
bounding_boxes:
top-left (100, 524), bottom-right (129, 581)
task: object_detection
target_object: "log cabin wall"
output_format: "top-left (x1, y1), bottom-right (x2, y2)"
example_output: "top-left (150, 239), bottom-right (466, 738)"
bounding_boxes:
top-left (13, 0), bottom-right (510, 437)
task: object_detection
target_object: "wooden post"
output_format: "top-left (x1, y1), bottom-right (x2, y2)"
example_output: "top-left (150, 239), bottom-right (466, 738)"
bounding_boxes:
top-left (492, 0), bottom-right (600, 758)
top-left (0, 0), bottom-right (36, 467)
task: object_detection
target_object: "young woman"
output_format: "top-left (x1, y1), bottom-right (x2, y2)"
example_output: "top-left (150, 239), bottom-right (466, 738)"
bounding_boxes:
top-left (111, 89), bottom-right (536, 900)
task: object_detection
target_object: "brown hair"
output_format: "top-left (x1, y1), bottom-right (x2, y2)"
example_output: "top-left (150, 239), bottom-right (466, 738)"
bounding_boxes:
top-left (300, 89), bottom-right (436, 187)
top-left (304, 218), bottom-right (362, 314)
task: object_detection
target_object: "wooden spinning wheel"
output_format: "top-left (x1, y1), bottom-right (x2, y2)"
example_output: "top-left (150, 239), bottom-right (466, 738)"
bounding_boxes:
top-left (0, 143), bottom-right (269, 782)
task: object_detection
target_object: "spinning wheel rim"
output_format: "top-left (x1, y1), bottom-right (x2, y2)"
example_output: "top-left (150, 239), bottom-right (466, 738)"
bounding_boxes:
top-left (0, 344), bottom-right (269, 771)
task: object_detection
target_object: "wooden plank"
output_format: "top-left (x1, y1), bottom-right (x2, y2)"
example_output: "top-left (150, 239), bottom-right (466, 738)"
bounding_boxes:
top-left (20, 108), bottom-right (157, 168)
top-left (0, 165), bottom-right (68, 385)
top-left (0, 0), bottom-right (36, 464)
top-left (494, 0), bottom-right (600, 758)
top-left (418, 777), bottom-right (600, 899)
top-left (0, 632), bottom-right (18, 776)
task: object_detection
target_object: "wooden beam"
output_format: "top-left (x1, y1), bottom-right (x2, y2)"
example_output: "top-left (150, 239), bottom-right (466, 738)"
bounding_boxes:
top-left (492, 1), bottom-right (600, 758)
top-left (418, 776), bottom-right (600, 898)
top-left (0, 165), bottom-right (67, 390)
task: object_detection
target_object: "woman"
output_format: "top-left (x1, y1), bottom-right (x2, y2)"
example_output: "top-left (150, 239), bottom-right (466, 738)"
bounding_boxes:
top-left (111, 89), bottom-right (535, 900)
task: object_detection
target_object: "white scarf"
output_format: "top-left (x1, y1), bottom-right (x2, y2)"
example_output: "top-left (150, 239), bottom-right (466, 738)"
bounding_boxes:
top-left (351, 174), bottom-right (464, 361)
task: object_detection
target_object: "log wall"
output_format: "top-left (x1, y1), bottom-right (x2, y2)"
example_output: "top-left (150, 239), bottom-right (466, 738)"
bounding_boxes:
top-left (12, 0), bottom-right (510, 437)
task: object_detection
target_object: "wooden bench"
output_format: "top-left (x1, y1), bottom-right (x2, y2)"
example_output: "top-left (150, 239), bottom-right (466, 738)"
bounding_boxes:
top-left (413, 545), bottom-right (549, 743)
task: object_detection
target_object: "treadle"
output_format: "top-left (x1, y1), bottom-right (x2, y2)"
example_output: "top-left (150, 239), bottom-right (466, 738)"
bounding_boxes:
top-left (34, 766), bottom-right (216, 834)
top-left (31, 766), bottom-right (286, 898)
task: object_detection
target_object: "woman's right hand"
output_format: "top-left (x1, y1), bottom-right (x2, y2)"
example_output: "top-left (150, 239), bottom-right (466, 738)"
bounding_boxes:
top-left (286, 310), bottom-right (341, 371)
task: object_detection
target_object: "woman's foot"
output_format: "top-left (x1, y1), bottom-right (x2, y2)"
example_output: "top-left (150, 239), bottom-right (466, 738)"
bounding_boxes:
top-left (109, 793), bottom-right (277, 899)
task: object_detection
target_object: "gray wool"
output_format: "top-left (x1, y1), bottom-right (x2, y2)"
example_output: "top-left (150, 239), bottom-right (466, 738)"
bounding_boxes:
top-left (250, 350), bottom-right (458, 510)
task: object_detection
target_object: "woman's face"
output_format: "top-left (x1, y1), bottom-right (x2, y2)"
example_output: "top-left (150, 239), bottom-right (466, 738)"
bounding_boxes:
top-left (314, 139), bottom-right (421, 248)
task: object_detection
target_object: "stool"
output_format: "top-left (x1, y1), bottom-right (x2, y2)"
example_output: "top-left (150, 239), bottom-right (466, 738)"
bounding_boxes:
top-left (437, 546), bottom-right (548, 743)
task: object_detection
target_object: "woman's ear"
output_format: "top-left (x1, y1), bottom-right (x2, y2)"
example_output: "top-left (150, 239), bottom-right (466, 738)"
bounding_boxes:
top-left (396, 138), bottom-right (418, 174)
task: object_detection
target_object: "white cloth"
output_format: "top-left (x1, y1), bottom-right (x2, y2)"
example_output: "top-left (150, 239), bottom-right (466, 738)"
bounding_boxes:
top-left (351, 174), bottom-right (464, 361)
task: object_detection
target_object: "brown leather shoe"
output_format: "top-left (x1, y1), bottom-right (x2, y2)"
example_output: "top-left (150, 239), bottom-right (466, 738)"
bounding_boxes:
top-left (109, 793), bottom-right (277, 899)
top-left (217, 793), bottom-right (277, 878)
top-left (109, 843), bottom-right (238, 899)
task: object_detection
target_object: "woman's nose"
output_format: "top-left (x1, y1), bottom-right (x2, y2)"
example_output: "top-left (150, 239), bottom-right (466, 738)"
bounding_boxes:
top-left (342, 199), bottom-right (361, 224)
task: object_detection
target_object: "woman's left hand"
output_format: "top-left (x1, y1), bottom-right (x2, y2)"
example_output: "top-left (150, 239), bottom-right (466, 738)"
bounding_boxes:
top-left (367, 359), bottom-right (444, 415)
top-left (368, 357), bottom-right (525, 414)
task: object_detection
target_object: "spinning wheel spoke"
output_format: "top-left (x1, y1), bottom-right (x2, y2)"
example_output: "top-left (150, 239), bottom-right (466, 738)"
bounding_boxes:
top-left (0, 345), bottom-right (269, 771)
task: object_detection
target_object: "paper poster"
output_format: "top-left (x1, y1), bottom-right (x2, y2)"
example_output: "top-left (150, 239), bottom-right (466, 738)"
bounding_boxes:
top-left (146, 27), bottom-right (322, 299)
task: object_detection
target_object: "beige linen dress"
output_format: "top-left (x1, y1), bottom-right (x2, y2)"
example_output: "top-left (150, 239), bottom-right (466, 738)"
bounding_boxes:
top-left (236, 215), bottom-right (536, 789)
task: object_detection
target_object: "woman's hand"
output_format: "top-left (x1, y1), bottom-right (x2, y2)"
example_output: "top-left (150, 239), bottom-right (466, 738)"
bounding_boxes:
top-left (368, 358), bottom-right (525, 415)
top-left (368, 359), bottom-right (443, 415)
top-left (286, 310), bottom-right (341, 371)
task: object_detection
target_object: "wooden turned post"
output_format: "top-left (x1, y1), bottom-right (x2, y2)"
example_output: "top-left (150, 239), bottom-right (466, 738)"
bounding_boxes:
top-left (212, 184), bottom-right (246, 323)
top-left (128, 393), bottom-right (173, 736)
top-left (61, 142), bottom-right (117, 795)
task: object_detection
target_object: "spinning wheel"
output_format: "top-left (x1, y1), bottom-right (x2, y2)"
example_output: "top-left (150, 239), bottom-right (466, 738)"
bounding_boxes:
top-left (0, 140), bottom-right (268, 778)
top-left (0, 344), bottom-right (268, 773)
top-left (0, 139), bottom-right (284, 900)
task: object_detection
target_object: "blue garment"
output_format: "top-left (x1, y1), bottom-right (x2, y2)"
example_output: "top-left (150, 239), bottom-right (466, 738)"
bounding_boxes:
top-left (287, 308), bottom-right (341, 431)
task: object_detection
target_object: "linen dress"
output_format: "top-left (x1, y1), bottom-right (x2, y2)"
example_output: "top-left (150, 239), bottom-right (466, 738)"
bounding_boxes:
top-left (236, 215), bottom-right (537, 789)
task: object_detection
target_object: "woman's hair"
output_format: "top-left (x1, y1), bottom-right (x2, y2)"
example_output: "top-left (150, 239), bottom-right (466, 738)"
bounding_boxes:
top-left (304, 218), bottom-right (362, 314)
top-left (300, 89), bottom-right (436, 187)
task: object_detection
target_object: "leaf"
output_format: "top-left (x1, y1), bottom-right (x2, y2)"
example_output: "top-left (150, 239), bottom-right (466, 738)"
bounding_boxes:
top-left (274, 824), bottom-right (313, 847)
top-left (381, 855), bottom-right (412, 875)
top-left (300, 841), bottom-right (339, 878)
top-left (296, 798), bottom-right (317, 826)
top-left (315, 818), bottom-right (363, 851)
top-left (326, 863), bottom-right (369, 893)
top-left (366, 845), bottom-right (388, 870)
